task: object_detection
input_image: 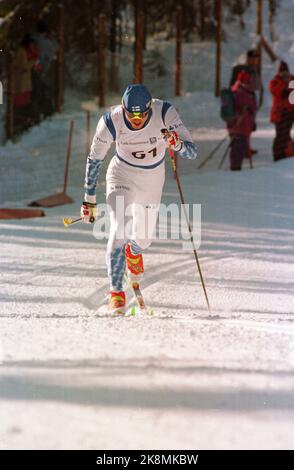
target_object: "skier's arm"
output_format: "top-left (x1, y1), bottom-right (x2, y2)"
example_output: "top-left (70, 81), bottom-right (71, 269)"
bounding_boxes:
top-left (164, 105), bottom-right (197, 160)
top-left (84, 113), bottom-right (114, 202)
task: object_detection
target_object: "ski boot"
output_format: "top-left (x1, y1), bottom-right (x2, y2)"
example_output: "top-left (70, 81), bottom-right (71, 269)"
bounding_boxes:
top-left (125, 242), bottom-right (144, 281)
top-left (108, 291), bottom-right (126, 315)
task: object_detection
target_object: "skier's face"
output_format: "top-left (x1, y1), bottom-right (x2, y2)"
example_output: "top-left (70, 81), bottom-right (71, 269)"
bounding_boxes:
top-left (124, 109), bottom-right (150, 129)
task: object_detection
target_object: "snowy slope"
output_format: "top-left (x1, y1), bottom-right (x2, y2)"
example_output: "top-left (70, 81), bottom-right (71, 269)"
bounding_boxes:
top-left (1, 155), bottom-right (294, 450)
top-left (0, 0), bottom-right (294, 450)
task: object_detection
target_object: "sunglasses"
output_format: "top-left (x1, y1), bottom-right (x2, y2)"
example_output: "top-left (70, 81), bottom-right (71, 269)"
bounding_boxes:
top-left (123, 107), bottom-right (151, 120)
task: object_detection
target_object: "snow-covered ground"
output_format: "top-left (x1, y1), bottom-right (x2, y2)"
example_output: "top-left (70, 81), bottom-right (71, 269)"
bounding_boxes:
top-left (0, 1), bottom-right (294, 450)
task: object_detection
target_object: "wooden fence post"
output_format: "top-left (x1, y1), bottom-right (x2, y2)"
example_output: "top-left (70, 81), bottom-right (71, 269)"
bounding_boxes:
top-left (134, 9), bottom-right (144, 83)
top-left (6, 52), bottom-right (14, 140)
top-left (214, 0), bottom-right (222, 97)
top-left (260, 36), bottom-right (277, 62)
top-left (55, 4), bottom-right (65, 113)
top-left (63, 120), bottom-right (74, 194)
top-left (98, 13), bottom-right (106, 107)
top-left (257, 0), bottom-right (263, 74)
top-left (175, 6), bottom-right (182, 97)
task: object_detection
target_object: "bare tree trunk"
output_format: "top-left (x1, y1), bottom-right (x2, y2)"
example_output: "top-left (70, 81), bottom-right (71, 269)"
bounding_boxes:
top-left (55, 4), bottom-right (65, 113)
top-left (215, 0), bottom-right (222, 97)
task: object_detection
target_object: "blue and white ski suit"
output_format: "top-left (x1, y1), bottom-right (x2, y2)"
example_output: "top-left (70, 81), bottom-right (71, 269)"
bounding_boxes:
top-left (84, 99), bottom-right (197, 291)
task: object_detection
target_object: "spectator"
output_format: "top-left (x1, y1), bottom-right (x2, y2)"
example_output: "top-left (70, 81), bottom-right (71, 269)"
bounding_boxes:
top-left (13, 34), bottom-right (38, 132)
top-left (34, 20), bottom-right (58, 117)
top-left (269, 61), bottom-right (294, 161)
top-left (230, 49), bottom-right (263, 108)
top-left (227, 71), bottom-right (257, 171)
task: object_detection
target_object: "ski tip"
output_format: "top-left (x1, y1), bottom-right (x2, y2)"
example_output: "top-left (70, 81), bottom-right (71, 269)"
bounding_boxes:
top-left (131, 282), bottom-right (140, 289)
top-left (130, 306), bottom-right (137, 317)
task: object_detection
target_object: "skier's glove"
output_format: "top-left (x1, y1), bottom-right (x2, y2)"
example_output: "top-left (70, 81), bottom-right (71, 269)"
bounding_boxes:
top-left (161, 129), bottom-right (183, 151)
top-left (81, 201), bottom-right (98, 224)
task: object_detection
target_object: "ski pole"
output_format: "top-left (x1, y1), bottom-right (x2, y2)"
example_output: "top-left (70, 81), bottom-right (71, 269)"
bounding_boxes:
top-left (63, 216), bottom-right (82, 227)
top-left (248, 140), bottom-right (254, 169)
top-left (218, 141), bottom-right (231, 169)
top-left (161, 129), bottom-right (211, 314)
top-left (197, 136), bottom-right (227, 170)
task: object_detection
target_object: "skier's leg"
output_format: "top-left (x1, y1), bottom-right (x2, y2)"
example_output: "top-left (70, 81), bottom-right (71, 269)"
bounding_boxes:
top-left (105, 189), bottom-right (133, 313)
top-left (106, 188), bottom-right (133, 292)
top-left (273, 121), bottom-right (287, 161)
top-left (230, 134), bottom-right (246, 170)
top-left (132, 202), bottom-right (161, 251)
top-left (273, 111), bottom-right (294, 161)
top-left (125, 167), bottom-right (164, 279)
top-left (124, 203), bottom-right (160, 280)
top-left (105, 157), bottom-right (136, 297)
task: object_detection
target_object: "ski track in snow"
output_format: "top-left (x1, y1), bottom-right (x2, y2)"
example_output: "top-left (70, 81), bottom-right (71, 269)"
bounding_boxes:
top-left (1, 0), bottom-right (294, 450)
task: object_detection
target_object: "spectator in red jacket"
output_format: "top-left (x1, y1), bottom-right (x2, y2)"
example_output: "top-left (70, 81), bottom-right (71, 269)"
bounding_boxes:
top-left (227, 70), bottom-right (257, 170)
top-left (269, 61), bottom-right (294, 161)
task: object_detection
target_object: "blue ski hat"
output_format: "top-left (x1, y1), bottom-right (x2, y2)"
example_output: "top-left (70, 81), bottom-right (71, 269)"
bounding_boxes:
top-left (122, 84), bottom-right (152, 113)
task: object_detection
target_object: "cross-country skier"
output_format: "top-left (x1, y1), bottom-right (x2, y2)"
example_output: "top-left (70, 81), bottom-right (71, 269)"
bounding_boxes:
top-left (81, 84), bottom-right (197, 314)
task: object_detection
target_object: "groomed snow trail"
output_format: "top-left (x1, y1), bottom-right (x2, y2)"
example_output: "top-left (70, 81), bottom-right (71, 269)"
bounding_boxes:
top-left (1, 0), bottom-right (294, 450)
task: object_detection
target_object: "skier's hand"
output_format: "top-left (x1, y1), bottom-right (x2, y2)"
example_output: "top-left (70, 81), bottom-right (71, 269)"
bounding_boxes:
top-left (80, 201), bottom-right (98, 224)
top-left (161, 129), bottom-right (183, 151)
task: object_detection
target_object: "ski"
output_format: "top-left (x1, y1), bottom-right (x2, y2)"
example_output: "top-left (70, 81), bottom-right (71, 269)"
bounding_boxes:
top-left (124, 274), bottom-right (154, 316)
top-left (130, 281), bottom-right (146, 310)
